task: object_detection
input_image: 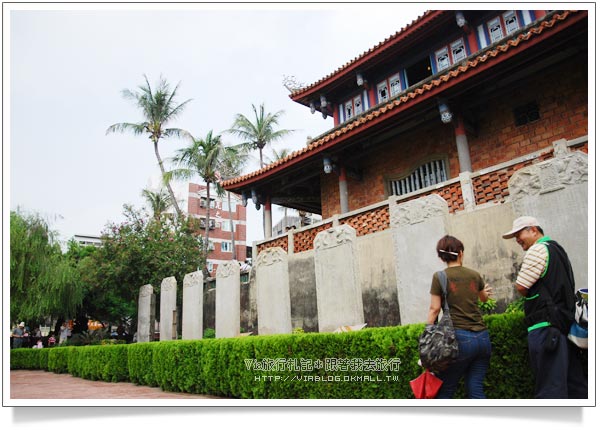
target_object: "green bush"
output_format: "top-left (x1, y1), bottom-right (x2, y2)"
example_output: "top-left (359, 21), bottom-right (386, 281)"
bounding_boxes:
top-left (11, 312), bottom-right (534, 399)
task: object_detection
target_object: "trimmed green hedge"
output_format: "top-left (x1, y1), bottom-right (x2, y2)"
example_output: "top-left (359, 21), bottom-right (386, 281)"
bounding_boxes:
top-left (10, 312), bottom-right (534, 399)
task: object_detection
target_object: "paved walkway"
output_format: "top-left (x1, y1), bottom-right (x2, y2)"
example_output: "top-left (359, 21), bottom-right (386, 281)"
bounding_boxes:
top-left (10, 370), bottom-right (224, 399)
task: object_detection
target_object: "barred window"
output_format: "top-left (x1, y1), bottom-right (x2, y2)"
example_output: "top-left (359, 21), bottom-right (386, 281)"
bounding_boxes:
top-left (389, 159), bottom-right (448, 196)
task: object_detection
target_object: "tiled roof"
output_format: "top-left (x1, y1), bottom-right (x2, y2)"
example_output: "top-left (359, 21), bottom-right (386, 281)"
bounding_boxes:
top-left (289, 10), bottom-right (439, 99)
top-left (222, 10), bottom-right (581, 189)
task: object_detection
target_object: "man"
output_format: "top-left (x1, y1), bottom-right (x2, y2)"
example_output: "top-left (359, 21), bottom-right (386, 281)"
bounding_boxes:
top-left (11, 322), bottom-right (26, 349)
top-left (503, 216), bottom-right (587, 398)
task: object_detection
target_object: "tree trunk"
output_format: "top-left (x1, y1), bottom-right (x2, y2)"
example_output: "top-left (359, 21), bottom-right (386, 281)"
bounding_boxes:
top-left (204, 182), bottom-right (211, 257)
top-left (227, 191), bottom-right (237, 261)
top-left (153, 139), bottom-right (183, 218)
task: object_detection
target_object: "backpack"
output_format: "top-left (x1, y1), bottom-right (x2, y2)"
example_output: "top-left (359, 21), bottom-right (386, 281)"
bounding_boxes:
top-left (568, 289), bottom-right (588, 349)
top-left (418, 270), bottom-right (459, 374)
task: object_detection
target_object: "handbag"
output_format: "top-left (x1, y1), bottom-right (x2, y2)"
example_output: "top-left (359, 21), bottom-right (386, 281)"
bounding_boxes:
top-left (410, 370), bottom-right (443, 399)
top-left (418, 270), bottom-right (459, 374)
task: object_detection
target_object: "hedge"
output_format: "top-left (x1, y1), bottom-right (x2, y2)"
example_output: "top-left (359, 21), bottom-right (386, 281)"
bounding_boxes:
top-left (10, 312), bottom-right (534, 399)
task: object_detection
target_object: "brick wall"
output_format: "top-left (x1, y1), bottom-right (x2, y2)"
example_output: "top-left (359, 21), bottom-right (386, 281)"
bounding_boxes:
top-left (320, 53), bottom-right (587, 219)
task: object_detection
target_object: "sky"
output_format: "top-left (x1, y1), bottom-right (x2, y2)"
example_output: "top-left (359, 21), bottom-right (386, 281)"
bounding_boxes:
top-left (4, 2), bottom-right (439, 247)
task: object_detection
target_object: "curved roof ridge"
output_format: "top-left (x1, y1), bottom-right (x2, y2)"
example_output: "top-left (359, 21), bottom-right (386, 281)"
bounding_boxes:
top-left (290, 10), bottom-right (436, 98)
top-left (222, 10), bottom-right (579, 188)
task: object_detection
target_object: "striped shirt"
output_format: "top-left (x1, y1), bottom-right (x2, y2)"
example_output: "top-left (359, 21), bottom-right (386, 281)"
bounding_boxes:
top-left (516, 238), bottom-right (550, 289)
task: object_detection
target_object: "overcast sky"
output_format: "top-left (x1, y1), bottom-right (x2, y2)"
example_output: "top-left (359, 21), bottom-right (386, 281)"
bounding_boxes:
top-left (7, 3), bottom-right (433, 246)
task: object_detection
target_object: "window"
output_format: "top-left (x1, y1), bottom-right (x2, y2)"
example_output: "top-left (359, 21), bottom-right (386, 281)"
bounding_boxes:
top-left (389, 159), bottom-right (448, 196)
top-left (222, 199), bottom-right (236, 212)
top-left (221, 241), bottom-right (233, 253)
top-left (200, 218), bottom-right (216, 229)
top-left (404, 56), bottom-right (432, 87)
top-left (377, 81), bottom-right (389, 103)
top-left (200, 197), bottom-right (216, 209)
top-left (451, 39), bottom-right (467, 63)
top-left (389, 74), bottom-right (402, 97)
top-left (435, 47), bottom-right (450, 71)
top-left (207, 241), bottom-right (215, 251)
top-left (487, 17), bottom-right (504, 43)
top-left (513, 102), bottom-right (540, 126)
top-left (503, 11), bottom-right (519, 34)
top-left (207, 262), bottom-right (214, 273)
top-left (345, 100), bottom-right (353, 119)
top-left (221, 220), bottom-right (233, 232)
top-left (353, 95), bottom-right (363, 115)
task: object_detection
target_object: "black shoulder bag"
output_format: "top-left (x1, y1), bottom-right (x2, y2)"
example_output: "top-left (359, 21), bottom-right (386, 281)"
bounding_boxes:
top-left (418, 270), bottom-right (459, 374)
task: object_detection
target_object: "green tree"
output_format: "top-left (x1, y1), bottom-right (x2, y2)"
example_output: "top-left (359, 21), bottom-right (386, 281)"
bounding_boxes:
top-left (106, 75), bottom-right (192, 218)
top-left (10, 210), bottom-right (82, 323)
top-left (166, 131), bottom-right (229, 255)
top-left (227, 103), bottom-right (294, 168)
top-left (141, 187), bottom-right (172, 222)
top-left (79, 205), bottom-right (204, 329)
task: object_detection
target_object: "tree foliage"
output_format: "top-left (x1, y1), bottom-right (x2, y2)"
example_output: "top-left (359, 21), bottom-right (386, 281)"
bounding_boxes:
top-left (227, 103), bottom-right (294, 168)
top-left (78, 205), bottom-right (205, 327)
top-left (166, 130), bottom-right (230, 255)
top-left (106, 75), bottom-right (192, 218)
top-left (10, 210), bottom-right (82, 323)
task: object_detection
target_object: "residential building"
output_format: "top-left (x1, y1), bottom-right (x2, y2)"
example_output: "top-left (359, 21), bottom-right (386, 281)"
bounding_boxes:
top-left (187, 183), bottom-right (247, 277)
top-left (73, 234), bottom-right (103, 248)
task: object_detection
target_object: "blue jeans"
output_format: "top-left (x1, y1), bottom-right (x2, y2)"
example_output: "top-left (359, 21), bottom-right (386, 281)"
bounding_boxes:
top-left (436, 329), bottom-right (491, 399)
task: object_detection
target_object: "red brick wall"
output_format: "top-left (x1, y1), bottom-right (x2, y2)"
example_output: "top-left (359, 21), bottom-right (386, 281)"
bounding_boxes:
top-left (470, 56), bottom-right (587, 170)
top-left (320, 55), bottom-right (587, 219)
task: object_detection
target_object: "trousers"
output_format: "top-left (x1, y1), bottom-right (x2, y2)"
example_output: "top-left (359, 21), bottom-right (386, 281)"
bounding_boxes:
top-left (436, 329), bottom-right (491, 399)
top-left (528, 327), bottom-right (587, 398)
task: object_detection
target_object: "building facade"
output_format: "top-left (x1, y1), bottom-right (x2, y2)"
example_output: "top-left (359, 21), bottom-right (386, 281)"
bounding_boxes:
top-left (187, 183), bottom-right (247, 276)
top-left (222, 10), bottom-right (588, 331)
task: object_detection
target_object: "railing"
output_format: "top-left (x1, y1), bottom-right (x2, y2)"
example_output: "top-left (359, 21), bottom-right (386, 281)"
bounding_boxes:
top-left (254, 137), bottom-right (587, 256)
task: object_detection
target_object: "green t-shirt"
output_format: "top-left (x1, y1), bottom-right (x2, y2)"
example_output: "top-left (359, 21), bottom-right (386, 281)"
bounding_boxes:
top-left (429, 266), bottom-right (486, 331)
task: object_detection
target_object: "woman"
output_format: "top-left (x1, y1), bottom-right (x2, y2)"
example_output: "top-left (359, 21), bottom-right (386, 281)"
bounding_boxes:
top-left (427, 235), bottom-right (493, 399)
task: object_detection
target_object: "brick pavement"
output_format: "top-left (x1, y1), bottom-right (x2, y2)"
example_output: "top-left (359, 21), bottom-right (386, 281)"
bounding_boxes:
top-left (10, 370), bottom-right (224, 399)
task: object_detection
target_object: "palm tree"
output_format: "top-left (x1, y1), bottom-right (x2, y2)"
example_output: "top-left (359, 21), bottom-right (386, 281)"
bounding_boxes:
top-left (217, 145), bottom-right (250, 261)
top-left (166, 131), bottom-right (227, 255)
top-left (141, 188), bottom-right (172, 222)
top-left (106, 75), bottom-right (192, 218)
top-left (226, 103), bottom-right (294, 168)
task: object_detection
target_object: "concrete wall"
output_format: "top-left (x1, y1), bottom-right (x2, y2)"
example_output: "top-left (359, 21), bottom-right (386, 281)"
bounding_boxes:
top-left (447, 202), bottom-right (523, 311)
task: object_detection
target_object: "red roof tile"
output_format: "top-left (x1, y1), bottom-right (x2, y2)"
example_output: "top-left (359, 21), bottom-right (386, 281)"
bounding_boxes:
top-left (223, 10), bottom-right (582, 189)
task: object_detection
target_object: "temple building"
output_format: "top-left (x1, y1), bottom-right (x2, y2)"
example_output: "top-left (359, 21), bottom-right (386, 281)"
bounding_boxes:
top-left (222, 9), bottom-right (588, 331)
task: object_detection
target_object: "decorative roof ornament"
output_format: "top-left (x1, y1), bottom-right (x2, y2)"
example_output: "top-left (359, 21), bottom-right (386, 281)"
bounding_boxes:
top-left (282, 75), bottom-right (306, 93)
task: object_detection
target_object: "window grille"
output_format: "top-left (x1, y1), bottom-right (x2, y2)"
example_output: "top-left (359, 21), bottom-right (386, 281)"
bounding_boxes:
top-left (389, 159), bottom-right (448, 196)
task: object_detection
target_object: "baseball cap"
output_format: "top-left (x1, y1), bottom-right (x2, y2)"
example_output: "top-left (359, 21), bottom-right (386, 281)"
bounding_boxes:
top-left (19, 322), bottom-right (25, 327)
top-left (502, 216), bottom-right (541, 239)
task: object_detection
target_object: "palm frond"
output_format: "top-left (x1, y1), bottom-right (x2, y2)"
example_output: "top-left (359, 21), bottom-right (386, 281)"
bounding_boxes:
top-left (106, 122), bottom-right (147, 135)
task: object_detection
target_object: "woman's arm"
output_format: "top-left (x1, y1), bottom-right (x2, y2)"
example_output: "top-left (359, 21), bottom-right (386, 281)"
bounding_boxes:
top-left (427, 294), bottom-right (442, 324)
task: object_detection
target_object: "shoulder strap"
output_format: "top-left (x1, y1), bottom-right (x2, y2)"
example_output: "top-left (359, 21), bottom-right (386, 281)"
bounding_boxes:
top-left (437, 270), bottom-right (450, 312)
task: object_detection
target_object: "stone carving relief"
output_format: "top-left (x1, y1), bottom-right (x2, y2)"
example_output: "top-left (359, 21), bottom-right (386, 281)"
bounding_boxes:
top-left (216, 261), bottom-right (239, 278)
top-left (183, 271), bottom-right (203, 288)
top-left (509, 152), bottom-right (588, 201)
top-left (139, 284), bottom-right (154, 298)
top-left (255, 247), bottom-right (287, 267)
top-left (314, 224), bottom-right (356, 251)
top-left (390, 194), bottom-right (448, 228)
top-left (161, 277), bottom-right (176, 292)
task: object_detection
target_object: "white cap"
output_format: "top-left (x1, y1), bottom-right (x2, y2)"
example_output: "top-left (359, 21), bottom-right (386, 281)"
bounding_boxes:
top-left (19, 322), bottom-right (25, 327)
top-left (502, 216), bottom-right (541, 239)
